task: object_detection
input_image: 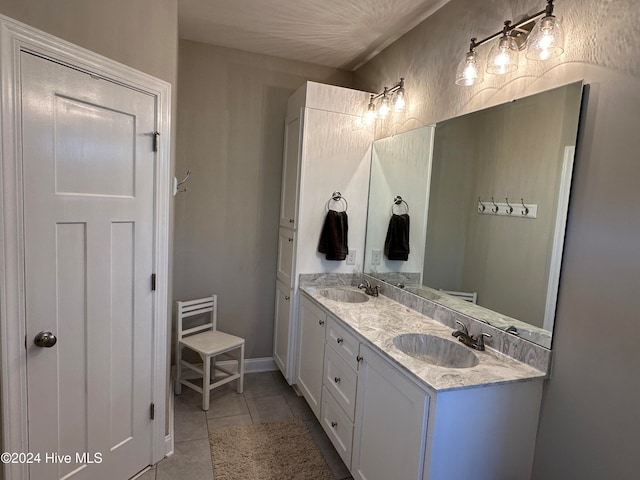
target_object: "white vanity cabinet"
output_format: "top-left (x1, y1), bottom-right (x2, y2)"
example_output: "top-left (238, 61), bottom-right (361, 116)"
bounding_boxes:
top-left (273, 82), bottom-right (373, 383)
top-left (296, 296), bottom-right (327, 418)
top-left (297, 291), bottom-right (545, 480)
top-left (352, 343), bottom-right (430, 480)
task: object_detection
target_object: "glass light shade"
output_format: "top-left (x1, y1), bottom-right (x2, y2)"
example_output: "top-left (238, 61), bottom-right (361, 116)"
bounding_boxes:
top-left (526, 15), bottom-right (564, 60)
top-left (455, 50), bottom-right (484, 86)
top-left (378, 95), bottom-right (390, 119)
top-left (486, 35), bottom-right (519, 75)
top-left (393, 88), bottom-right (406, 112)
top-left (364, 101), bottom-right (377, 125)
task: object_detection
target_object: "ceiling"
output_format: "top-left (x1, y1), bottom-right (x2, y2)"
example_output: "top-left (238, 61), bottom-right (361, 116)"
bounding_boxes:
top-left (178, 0), bottom-right (451, 71)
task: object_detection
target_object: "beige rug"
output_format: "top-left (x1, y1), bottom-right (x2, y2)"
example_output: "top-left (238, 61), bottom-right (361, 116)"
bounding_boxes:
top-left (210, 417), bottom-right (335, 480)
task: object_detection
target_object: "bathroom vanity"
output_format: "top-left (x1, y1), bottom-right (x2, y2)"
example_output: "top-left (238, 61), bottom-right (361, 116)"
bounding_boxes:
top-left (297, 286), bottom-right (546, 480)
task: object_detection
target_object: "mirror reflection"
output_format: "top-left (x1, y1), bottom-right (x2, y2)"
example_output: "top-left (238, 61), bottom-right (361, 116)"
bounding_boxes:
top-left (364, 82), bottom-right (584, 349)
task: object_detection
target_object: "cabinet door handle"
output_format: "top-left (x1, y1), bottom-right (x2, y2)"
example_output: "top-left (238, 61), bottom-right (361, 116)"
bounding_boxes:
top-left (334, 376), bottom-right (341, 383)
top-left (356, 354), bottom-right (363, 362)
top-left (336, 337), bottom-right (343, 344)
top-left (287, 237), bottom-right (293, 242)
top-left (289, 218), bottom-right (295, 224)
top-left (285, 295), bottom-right (290, 301)
top-left (331, 421), bottom-right (337, 428)
top-left (319, 319), bottom-right (325, 326)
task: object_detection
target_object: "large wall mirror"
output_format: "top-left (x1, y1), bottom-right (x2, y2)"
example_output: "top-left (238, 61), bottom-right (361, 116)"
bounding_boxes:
top-left (364, 82), bottom-right (584, 349)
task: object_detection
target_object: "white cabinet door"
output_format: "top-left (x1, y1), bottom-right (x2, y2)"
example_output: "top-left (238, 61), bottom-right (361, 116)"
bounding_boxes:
top-left (273, 280), bottom-right (293, 380)
top-left (296, 295), bottom-right (326, 419)
top-left (352, 344), bottom-right (430, 480)
top-left (280, 112), bottom-right (302, 228)
top-left (276, 227), bottom-right (295, 287)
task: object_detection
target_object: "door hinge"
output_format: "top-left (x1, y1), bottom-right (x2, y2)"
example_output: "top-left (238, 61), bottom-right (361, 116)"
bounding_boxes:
top-left (152, 131), bottom-right (160, 152)
top-left (150, 403), bottom-right (155, 420)
top-left (151, 273), bottom-right (156, 291)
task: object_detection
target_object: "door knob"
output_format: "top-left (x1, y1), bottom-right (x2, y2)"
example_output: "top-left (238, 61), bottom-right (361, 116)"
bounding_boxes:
top-left (34, 331), bottom-right (57, 348)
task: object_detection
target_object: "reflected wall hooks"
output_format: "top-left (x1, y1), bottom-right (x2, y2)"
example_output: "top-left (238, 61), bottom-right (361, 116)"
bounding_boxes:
top-left (477, 197), bottom-right (538, 218)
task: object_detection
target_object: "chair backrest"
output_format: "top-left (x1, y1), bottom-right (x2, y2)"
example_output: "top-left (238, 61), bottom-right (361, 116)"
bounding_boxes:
top-left (439, 289), bottom-right (478, 304)
top-left (176, 295), bottom-right (217, 341)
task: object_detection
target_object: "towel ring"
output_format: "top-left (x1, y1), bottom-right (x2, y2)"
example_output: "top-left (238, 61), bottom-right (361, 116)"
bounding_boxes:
top-left (392, 195), bottom-right (409, 214)
top-left (327, 191), bottom-right (348, 212)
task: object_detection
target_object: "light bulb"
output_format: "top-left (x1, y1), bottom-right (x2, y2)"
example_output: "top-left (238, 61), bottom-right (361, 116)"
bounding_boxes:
top-left (455, 49), bottom-right (484, 86)
top-left (378, 95), bottom-right (390, 119)
top-left (486, 35), bottom-right (519, 75)
top-left (526, 15), bottom-right (564, 60)
top-left (393, 88), bottom-right (406, 112)
top-left (363, 98), bottom-right (377, 125)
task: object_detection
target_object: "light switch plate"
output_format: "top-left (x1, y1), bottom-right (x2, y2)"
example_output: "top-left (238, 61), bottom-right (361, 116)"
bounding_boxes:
top-left (346, 249), bottom-right (356, 265)
top-left (371, 249), bottom-right (382, 265)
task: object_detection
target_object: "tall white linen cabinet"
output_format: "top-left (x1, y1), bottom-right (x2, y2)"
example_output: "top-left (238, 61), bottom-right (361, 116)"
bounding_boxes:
top-left (273, 82), bottom-right (373, 383)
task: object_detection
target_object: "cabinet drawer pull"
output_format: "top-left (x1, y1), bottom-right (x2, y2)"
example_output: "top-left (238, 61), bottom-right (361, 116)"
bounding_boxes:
top-left (331, 421), bottom-right (337, 428)
top-left (334, 376), bottom-right (341, 383)
top-left (336, 337), bottom-right (343, 344)
top-left (285, 295), bottom-right (290, 301)
top-left (287, 237), bottom-right (293, 242)
top-left (356, 354), bottom-right (363, 362)
top-left (319, 319), bottom-right (325, 326)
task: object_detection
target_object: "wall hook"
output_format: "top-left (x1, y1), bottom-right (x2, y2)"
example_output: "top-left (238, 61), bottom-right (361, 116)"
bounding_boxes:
top-left (520, 198), bottom-right (529, 216)
top-left (505, 197), bottom-right (513, 214)
top-left (491, 196), bottom-right (499, 214)
top-left (173, 170), bottom-right (191, 196)
top-left (478, 197), bottom-right (486, 213)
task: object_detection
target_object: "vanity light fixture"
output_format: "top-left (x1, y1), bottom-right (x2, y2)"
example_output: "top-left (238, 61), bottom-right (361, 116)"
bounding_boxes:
top-left (455, 0), bottom-right (564, 86)
top-left (363, 78), bottom-right (406, 125)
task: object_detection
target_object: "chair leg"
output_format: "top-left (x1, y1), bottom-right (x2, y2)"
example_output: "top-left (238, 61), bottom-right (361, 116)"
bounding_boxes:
top-left (175, 344), bottom-right (182, 395)
top-left (202, 354), bottom-right (211, 411)
top-left (237, 343), bottom-right (245, 394)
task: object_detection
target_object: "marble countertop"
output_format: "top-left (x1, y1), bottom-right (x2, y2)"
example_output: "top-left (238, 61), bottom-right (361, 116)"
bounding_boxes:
top-left (300, 285), bottom-right (546, 393)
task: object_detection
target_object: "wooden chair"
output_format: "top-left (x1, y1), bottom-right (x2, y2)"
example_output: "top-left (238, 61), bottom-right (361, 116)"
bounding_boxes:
top-left (175, 295), bottom-right (245, 411)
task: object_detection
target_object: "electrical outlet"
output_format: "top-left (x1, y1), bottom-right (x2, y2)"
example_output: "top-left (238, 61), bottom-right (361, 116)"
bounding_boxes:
top-left (346, 249), bottom-right (356, 265)
top-left (371, 249), bottom-right (382, 265)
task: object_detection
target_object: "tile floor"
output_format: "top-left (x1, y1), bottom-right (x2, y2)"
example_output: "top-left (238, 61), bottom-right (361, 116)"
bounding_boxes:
top-left (136, 371), bottom-right (352, 480)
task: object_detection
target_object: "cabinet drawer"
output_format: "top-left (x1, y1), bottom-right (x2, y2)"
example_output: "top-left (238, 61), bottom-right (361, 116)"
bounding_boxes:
top-left (321, 386), bottom-right (353, 470)
top-left (323, 345), bottom-right (358, 420)
top-left (326, 316), bottom-right (360, 370)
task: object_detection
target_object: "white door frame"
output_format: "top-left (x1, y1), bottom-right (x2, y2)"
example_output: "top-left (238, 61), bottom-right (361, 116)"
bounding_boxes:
top-left (0, 15), bottom-right (172, 479)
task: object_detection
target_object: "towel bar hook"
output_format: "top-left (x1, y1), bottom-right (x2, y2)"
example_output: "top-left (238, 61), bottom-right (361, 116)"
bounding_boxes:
top-left (520, 198), bottom-right (529, 216)
top-left (327, 191), bottom-right (348, 212)
top-left (491, 196), bottom-right (499, 214)
top-left (478, 197), bottom-right (486, 213)
top-left (173, 170), bottom-right (192, 196)
top-left (392, 195), bottom-right (409, 214)
top-left (505, 197), bottom-right (513, 214)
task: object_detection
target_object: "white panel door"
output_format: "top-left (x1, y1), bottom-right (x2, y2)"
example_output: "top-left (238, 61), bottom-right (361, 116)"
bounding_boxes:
top-left (273, 280), bottom-right (293, 379)
top-left (296, 296), bottom-right (326, 419)
top-left (21, 52), bottom-right (156, 480)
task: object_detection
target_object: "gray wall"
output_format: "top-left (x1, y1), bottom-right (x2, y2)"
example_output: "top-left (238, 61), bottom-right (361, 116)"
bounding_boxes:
top-left (173, 40), bottom-right (352, 358)
top-left (355, 0), bottom-right (640, 478)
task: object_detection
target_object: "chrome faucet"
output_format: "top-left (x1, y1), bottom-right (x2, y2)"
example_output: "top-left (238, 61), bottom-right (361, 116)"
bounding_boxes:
top-left (358, 279), bottom-right (381, 297)
top-left (452, 320), bottom-right (492, 351)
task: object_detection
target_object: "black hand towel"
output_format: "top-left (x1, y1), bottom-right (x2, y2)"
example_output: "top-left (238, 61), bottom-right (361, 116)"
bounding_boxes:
top-left (384, 213), bottom-right (410, 261)
top-left (318, 210), bottom-right (349, 261)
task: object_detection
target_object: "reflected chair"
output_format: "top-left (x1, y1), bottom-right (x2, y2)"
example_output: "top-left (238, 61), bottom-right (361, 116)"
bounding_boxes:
top-left (175, 295), bottom-right (245, 410)
top-left (439, 289), bottom-right (478, 304)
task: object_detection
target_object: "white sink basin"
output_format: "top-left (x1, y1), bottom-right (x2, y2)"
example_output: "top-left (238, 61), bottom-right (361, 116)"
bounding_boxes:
top-left (318, 288), bottom-right (369, 303)
top-left (393, 333), bottom-right (479, 368)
